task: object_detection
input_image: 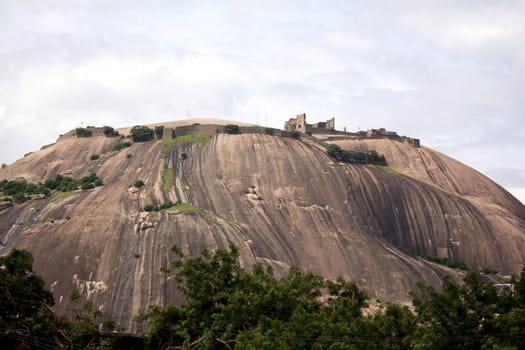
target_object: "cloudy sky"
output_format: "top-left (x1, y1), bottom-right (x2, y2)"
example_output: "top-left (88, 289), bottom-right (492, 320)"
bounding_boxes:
top-left (1, 1), bottom-right (524, 203)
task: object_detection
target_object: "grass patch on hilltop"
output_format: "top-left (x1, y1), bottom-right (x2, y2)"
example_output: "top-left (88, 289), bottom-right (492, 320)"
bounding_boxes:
top-left (161, 169), bottom-right (174, 192)
top-left (160, 133), bottom-right (211, 151)
top-left (366, 164), bottom-right (401, 175)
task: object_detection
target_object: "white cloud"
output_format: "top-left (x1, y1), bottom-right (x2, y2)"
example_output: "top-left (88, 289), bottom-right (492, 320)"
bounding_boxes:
top-left (325, 31), bottom-right (376, 51)
top-left (0, 1), bottom-right (524, 202)
top-left (509, 188), bottom-right (525, 205)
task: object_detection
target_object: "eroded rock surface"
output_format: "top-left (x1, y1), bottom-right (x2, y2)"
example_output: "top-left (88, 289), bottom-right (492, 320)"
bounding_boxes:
top-left (1, 120), bottom-right (524, 330)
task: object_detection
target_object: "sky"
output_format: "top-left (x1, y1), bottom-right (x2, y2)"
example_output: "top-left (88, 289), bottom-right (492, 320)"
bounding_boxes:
top-left (1, 0), bottom-right (524, 203)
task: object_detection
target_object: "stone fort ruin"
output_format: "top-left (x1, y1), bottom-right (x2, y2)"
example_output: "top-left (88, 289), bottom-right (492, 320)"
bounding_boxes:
top-left (284, 113), bottom-right (335, 133)
top-left (284, 113), bottom-right (420, 147)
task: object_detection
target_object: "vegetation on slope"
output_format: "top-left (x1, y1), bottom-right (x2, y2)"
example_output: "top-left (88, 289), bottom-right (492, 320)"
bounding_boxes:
top-left (0, 173), bottom-right (103, 203)
top-left (419, 255), bottom-right (470, 271)
top-left (112, 141), bottom-right (132, 152)
top-left (161, 168), bottom-right (174, 191)
top-left (159, 132), bottom-right (212, 151)
top-left (327, 143), bottom-right (387, 165)
top-left (143, 200), bottom-right (199, 213)
top-left (130, 125), bottom-right (155, 142)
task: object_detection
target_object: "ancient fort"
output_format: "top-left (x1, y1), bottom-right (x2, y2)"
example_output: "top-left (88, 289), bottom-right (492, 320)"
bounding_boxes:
top-left (284, 113), bottom-right (420, 147)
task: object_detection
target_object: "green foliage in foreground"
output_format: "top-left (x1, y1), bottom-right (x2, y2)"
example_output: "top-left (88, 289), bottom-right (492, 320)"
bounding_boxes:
top-left (159, 132), bottom-right (212, 151)
top-left (4, 246), bottom-right (525, 349)
top-left (141, 245), bottom-right (525, 350)
top-left (327, 143), bottom-right (387, 165)
top-left (0, 249), bottom-right (118, 349)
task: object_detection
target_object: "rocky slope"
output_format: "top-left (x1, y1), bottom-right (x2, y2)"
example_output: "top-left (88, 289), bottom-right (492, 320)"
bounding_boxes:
top-left (1, 120), bottom-right (525, 330)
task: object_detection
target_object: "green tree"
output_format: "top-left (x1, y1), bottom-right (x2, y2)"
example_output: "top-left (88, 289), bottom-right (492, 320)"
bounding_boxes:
top-left (76, 127), bottom-right (93, 137)
top-left (408, 271), bottom-right (506, 350)
top-left (224, 124), bottom-right (240, 134)
top-left (143, 245), bottom-right (388, 350)
top-left (0, 249), bottom-right (66, 349)
top-left (130, 125), bottom-right (155, 142)
top-left (102, 126), bottom-right (117, 137)
top-left (154, 125), bottom-right (165, 139)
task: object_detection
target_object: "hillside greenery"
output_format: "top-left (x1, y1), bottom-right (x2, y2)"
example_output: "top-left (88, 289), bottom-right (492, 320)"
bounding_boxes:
top-left (159, 132), bottom-right (211, 151)
top-left (130, 125), bottom-right (155, 142)
top-left (75, 127), bottom-right (93, 137)
top-left (419, 255), bottom-right (470, 271)
top-left (102, 126), bottom-right (119, 137)
top-left (4, 246), bottom-right (525, 349)
top-left (0, 173), bottom-right (103, 203)
top-left (154, 125), bottom-right (164, 139)
top-left (224, 124), bottom-right (240, 134)
top-left (143, 200), bottom-right (199, 213)
top-left (327, 143), bottom-right (387, 165)
top-left (112, 141), bottom-right (132, 152)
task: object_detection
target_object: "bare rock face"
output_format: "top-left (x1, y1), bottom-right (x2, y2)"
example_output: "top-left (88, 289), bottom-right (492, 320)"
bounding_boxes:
top-left (1, 121), bottom-right (525, 331)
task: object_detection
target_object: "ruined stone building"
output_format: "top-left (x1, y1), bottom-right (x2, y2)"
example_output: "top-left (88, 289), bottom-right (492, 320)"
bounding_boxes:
top-left (284, 113), bottom-right (335, 133)
top-left (283, 113), bottom-right (420, 147)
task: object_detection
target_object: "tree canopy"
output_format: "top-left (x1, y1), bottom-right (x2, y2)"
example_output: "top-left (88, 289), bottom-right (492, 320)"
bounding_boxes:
top-left (4, 246), bottom-right (525, 349)
top-left (141, 245), bottom-right (525, 350)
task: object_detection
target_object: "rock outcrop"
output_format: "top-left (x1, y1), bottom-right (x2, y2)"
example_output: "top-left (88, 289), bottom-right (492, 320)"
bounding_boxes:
top-left (1, 119), bottom-right (524, 331)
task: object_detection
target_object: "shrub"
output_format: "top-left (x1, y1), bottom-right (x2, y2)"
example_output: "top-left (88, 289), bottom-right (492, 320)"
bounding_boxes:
top-left (419, 255), bottom-right (469, 271)
top-left (179, 152), bottom-right (188, 160)
top-left (75, 128), bottom-right (92, 137)
top-left (130, 125), bottom-right (155, 142)
top-left (142, 200), bottom-right (199, 213)
top-left (290, 131), bottom-right (301, 138)
top-left (481, 267), bottom-right (499, 275)
top-left (12, 192), bottom-right (29, 203)
top-left (326, 144), bottom-right (387, 166)
top-left (102, 126), bottom-right (118, 137)
top-left (154, 126), bottom-right (165, 139)
top-left (143, 204), bottom-right (158, 212)
top-left (80, 182), bottom-right (95, 190)
top-left (224, 124), bottom-right (240, 134)
top-left (90, 154), bottom-right (100, 161)
top-left (112, 141), bottom-right (132, 152)
top-left (264, 128), bottom-right (274, 135)
top-left (131, 180), bottom-right (144, 188)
